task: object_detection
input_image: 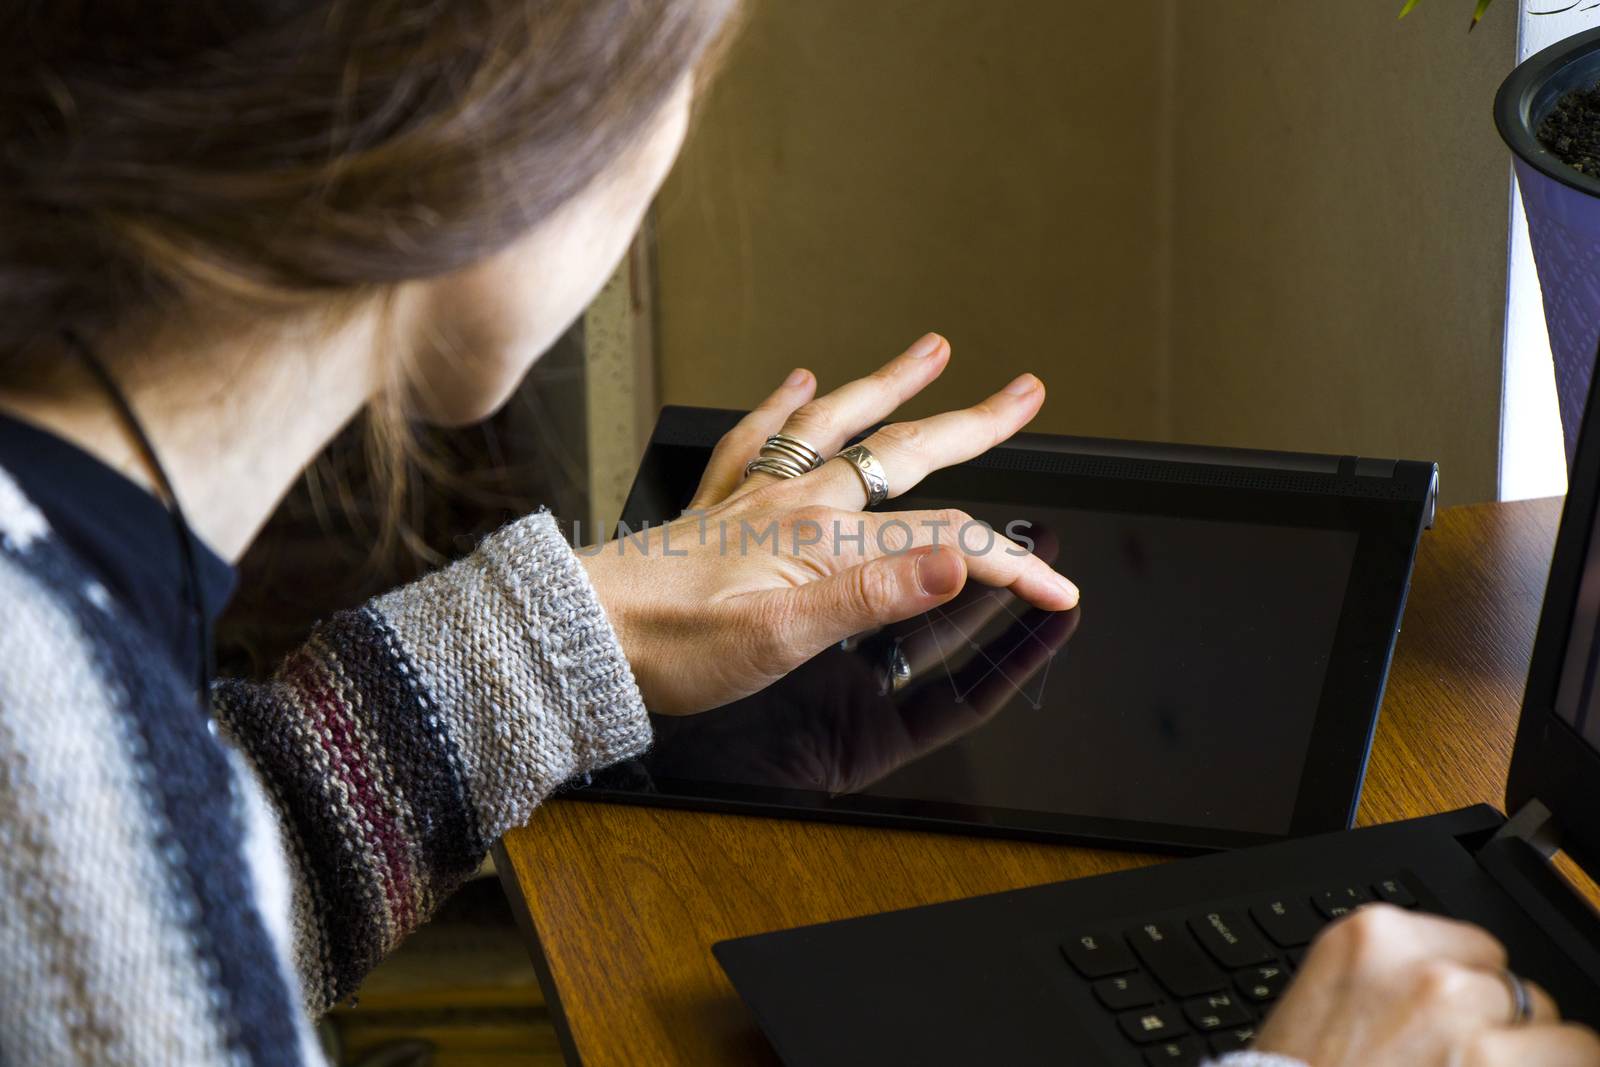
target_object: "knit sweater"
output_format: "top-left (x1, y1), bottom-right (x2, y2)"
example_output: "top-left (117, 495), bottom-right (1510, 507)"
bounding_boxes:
top-left (0, 464), bottom-right (651, 1064)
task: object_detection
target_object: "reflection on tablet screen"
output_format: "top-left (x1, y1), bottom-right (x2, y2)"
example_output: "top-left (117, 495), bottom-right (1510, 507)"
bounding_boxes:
top-left (645, 499), bottom-right (1356, 837)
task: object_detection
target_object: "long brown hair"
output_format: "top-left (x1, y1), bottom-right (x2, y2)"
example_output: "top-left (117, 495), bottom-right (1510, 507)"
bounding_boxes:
top-left (0, 0), bottom-right (736, 360)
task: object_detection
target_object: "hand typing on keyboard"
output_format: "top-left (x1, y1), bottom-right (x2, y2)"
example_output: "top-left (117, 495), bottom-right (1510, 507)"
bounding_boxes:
top-left (1246, 904), bottom-right (1600, 1067)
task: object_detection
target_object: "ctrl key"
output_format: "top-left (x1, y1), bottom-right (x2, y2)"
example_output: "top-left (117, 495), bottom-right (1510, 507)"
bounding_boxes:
top-left (1061, 930), bottom-right (1135, 978)
top-left (1143, 1036), bottom-right (1205, 1065)
top-left (1119, 1007), bottom-right (1189, 1044)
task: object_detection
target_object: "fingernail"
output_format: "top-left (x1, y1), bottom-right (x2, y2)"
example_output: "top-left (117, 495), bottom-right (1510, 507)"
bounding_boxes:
top-left (1056, 571), bottom-right (1080, 604)
top-left (915, 548), bottom-right (963, 597)
top-left (1004, 373), bottom-right (1040, 396)
top-left (786, 367), bottom-right (811, 387)
top-left (907, 333), bottom-right (945, 359)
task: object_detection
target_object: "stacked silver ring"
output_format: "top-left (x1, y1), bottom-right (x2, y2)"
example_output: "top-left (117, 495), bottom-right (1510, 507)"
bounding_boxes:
top-left (766, 433), bottom-right (824, 471)
top-left (745, 433), bottom-right (827, 480)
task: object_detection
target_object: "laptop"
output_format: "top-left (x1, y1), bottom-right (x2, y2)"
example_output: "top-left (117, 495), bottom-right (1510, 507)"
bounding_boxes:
top-left (712, 378), bottom-right (1600, 1066)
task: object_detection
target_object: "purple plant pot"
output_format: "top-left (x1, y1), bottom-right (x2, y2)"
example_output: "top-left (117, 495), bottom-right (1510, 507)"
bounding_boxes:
top-left (1497, 26), bottom-right (1600, 470)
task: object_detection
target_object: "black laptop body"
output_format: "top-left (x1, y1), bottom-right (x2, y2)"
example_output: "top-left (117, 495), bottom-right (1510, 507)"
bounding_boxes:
top-left (712, 372), bottom-right (1600, 1067)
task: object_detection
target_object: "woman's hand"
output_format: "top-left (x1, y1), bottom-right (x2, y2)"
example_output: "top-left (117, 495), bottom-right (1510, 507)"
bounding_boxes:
top-left (578, 333), bottom-right (1079, 715)
top-left (1253, 904), bottom-right (1600, 1066)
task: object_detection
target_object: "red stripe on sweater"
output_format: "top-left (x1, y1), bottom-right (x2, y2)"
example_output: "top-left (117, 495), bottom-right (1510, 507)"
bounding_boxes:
top-left (282, 650), bottom-right (419, 937)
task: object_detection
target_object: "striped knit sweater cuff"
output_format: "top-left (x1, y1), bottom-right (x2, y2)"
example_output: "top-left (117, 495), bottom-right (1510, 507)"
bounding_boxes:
top-left (370, 508), bottom-right (653, 836)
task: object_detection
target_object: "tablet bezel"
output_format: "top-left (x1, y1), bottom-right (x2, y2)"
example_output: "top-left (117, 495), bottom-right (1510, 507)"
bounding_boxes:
top-left (573, 406), bottom-right (1438, 853)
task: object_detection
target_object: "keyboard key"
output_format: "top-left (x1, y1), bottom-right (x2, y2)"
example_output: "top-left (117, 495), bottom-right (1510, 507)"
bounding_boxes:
top-left (1181, 991), bottom-right (1253, 1032)
top-left (1190, 910), bottom-right (1274, 968)
top-left (1373, 876), bottom-right (1418, 908)
top-left (1118, 1006), bottom-right (1190, 1044)
top-left (1315, 886), bottom-right (1370, 920)
top-left (1094, 972), bottom-right (1159, 1010)
top-left (1207, 1026), bottom-right (1258, 1055)
top-left (1062, 931), bottom-right (1136, 978)
top-left (1125, 921), bottom-right (1228, 998)
top-left (1235, 963), bottom-right (1289, 1003)
top-left (1252, 897), bottom-right (1324, 947)
top-left (1287, 946), bottom-right (1309, 969)
top-left (1143, 1036), bottom-right (1205, 1065)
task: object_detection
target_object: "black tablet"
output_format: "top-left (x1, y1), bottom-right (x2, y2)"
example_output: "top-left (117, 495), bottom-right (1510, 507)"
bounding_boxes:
top-left (575, 406), bottom-right (1438, 853)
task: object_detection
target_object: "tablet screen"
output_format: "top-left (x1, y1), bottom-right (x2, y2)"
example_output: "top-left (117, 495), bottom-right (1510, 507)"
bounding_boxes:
top-left (644, 499), bottom-right (1355, 836)
top-left (580, 409), bottom-right (1432, 851)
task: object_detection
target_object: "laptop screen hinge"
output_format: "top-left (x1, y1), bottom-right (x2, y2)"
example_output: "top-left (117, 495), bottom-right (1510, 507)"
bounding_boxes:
top-left (1475, 799), bottom-right (1600, 988)
top-left (1491, 798), bottom-right (1562, 860)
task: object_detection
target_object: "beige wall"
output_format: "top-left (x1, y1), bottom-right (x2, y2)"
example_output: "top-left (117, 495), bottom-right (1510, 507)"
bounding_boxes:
top-left (655, 0), bottom-right (1515, 503)
top-left (655, 0), bottom-right (1174, 439)
top-left (1167, 2), bottom-right (1514, 503)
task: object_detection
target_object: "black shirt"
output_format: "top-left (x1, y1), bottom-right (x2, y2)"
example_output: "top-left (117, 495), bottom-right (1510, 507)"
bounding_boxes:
top-left (0, 412), bottom-right (237, 685)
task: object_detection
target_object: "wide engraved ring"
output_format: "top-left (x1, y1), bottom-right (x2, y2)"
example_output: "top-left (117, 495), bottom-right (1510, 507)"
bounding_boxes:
top-left (836, 443), bottom-right (889, 508)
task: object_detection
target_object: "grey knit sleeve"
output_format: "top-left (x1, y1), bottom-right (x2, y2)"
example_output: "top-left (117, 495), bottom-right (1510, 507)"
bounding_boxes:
top-left (367, 508), bottom-right (654, 832)
top-left (1207, 1053), bottom-right (1307, 1067)
top-left (213, 508), bottom-right (652, 1010)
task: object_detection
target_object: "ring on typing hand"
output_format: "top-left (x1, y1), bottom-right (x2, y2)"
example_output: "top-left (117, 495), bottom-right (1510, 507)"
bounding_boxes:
top-left (1502, 969), bottom-right (1534, 1026)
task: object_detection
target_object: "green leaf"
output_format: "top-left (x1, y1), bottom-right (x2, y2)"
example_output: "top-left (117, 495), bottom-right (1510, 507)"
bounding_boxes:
top-left (1395, 0), bottom-right (1498, 27)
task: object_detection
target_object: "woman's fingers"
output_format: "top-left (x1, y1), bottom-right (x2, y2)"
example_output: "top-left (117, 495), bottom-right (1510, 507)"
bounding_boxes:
top-left (807, 508), bottom-right (1075, 610)
top-left (1256, 905), bottom-right (1577, 1067)
top-left (761, 545), bottom-right (969, 668)
top-left (782, 332), bottom-right (949, 450)
top-left (734, 333), bottom-right (950, 496)
top-left (1466, 1023), bottom-right (1600, 1067)
top-left (782, 506), bottom-right (1075, 610)
top-left (1323, 905), bottom-right (1511, 974)
top-left (801, 372), bottom-right (1046, 510)
top-left (893, 523), bottom-right (1062, 676)
top-left (688, 368), bottom-right (816, 510)
top-left (1404, 965), bottom-right (1562, 1030)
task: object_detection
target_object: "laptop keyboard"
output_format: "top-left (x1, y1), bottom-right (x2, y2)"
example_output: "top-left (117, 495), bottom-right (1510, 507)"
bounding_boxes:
top-left (1061, 874), bottom-right (1421, 1065)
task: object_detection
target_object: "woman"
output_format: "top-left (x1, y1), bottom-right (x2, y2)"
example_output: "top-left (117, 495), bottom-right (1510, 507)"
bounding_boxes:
top-left (0, 3), bottom-right (1590, 1066)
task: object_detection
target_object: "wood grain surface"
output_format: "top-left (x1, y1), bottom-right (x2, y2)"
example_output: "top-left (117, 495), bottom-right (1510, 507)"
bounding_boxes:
top-left (498, 499), bottom-right (1564, 1067)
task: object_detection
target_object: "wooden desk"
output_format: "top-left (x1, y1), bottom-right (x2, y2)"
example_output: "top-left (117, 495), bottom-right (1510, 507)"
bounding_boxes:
top-left (498, 499), bottom-right (1564, 1066)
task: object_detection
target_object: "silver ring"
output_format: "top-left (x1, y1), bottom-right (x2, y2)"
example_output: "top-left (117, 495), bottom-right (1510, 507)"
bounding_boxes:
top-left (745, 455), bottom-right (807, 480)
top-left (1503, 969), bottom-right (1534, 1027)
top-left (762, 440), bottom-right (819, 472)
top-left (835, 443), bottom-right (890, 508)
top-left (765, 433), bottom-right (825, 472)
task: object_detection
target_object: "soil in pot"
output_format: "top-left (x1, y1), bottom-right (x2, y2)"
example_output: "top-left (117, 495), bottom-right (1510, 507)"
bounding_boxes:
top-left (1539, 83), bottom-right (1600, 176)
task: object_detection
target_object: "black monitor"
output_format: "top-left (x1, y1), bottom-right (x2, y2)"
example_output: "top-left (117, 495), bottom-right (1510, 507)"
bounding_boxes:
top-left (1508, 347), bottom-right (1600, 869)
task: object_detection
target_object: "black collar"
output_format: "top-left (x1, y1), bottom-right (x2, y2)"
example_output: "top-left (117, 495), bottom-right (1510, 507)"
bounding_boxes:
top-left (0, 412), bottom-right (236, 680)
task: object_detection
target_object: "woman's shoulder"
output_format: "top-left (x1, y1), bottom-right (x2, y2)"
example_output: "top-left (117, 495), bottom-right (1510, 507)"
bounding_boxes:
top-left (0, 461), bottom-right (51, 557)
top-left (0, 461), bottom-right (81, 623)
top-left (0, 462), bottom-right (136, 698)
